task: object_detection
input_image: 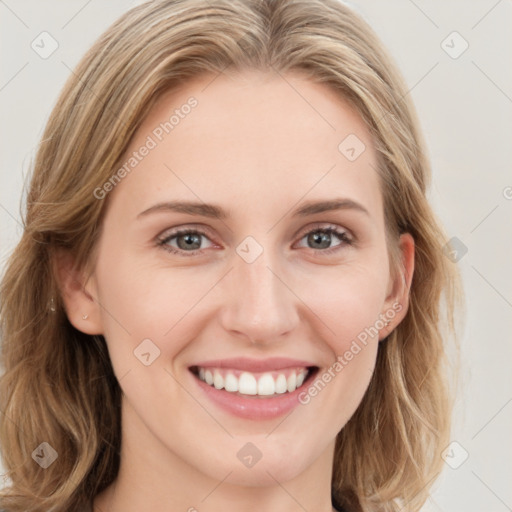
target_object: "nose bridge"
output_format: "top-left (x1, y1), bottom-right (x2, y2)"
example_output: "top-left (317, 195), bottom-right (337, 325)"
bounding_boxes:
top-left (221, 241), bottom-right (298, 342)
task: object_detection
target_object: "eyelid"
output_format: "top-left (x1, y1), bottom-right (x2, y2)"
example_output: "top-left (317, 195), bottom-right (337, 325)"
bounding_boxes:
top-left (294, 222), bottom-right (352, 242)
top-left (157, 223), bottom-right (217, 241)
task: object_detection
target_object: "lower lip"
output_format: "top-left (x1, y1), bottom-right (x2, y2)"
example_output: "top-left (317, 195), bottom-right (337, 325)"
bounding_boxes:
top-left (190, 369), bottom-right (317, 420)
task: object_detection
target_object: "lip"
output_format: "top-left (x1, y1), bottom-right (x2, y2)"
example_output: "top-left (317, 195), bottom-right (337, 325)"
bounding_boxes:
top-left (188, 360), bottom-right (318, 420)
top-left (190, 357), bottom-right (316, 373)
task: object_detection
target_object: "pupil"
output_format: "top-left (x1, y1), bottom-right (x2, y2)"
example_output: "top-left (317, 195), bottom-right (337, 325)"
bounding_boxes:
top-left (179, 233), bottom-right (200, 250)
top-left (310, 231), bottom-right (330, 249)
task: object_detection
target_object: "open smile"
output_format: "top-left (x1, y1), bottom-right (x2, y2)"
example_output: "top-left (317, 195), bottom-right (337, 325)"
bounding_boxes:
top-left (189, 358), bottom-right (319, 419)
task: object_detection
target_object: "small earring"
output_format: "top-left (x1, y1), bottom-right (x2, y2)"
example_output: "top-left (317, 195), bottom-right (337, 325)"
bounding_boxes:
top-left (49, 297), bottom-right (56, 312)
top-left (82, 314), bottom-right (89, 320)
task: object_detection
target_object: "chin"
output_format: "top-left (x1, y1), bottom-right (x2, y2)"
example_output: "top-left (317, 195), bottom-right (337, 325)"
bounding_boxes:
top-left (198, 440), bottom-right (315, 487)
top-left (225, 459), bottom-right (309, 487)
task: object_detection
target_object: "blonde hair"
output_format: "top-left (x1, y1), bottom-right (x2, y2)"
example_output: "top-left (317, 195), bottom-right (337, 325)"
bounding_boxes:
top-left (0, 1), bottom-right (463, 510)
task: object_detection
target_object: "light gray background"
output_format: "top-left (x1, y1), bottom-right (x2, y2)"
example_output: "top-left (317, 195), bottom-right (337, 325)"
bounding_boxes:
top-left (1, 1), bottom-right (511, 511)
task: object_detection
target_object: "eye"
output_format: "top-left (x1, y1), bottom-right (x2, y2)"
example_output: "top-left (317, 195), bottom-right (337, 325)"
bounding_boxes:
top-left (295, 224), bottom-right (353, 255)
top-left (157, 228), bottom-right (215, 256)
top-left (157, 223), bottom-right (353, 257)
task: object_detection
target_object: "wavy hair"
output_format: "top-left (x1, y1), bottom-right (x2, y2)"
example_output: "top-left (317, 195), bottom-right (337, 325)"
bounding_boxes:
top-left (0, 0), bottom-right (463, 510)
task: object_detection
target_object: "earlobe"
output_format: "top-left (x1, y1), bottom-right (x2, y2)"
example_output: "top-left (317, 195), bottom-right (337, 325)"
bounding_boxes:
top-left (53, 249), bottom-right (104, 335)
top-left (379, 233), bottom-right (415, 340)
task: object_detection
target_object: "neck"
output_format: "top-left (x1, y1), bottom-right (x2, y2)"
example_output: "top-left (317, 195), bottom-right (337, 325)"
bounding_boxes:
top-left (93, 396), bottom-right (337, 512)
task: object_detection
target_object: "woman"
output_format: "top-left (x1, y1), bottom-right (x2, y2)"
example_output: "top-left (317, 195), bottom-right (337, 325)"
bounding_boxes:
top-left (0, 0), bottom-right (463, 511)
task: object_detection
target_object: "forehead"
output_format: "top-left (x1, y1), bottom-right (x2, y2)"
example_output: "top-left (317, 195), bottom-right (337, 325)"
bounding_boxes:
top-left (108, 69), bottom-right (382, 223)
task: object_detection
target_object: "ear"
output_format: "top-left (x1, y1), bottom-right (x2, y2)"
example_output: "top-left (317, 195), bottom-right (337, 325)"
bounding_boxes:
top-left (53, 249), bottom-right (104, 335)
top-left (379, 232), bottom-right (415, 341)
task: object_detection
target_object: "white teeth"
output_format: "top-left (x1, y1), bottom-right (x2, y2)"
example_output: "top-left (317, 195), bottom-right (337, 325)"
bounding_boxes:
top-left (213, 370), bottom-right (224, 389)
top-left (275, 374), bottom-right (288, 394)
top-left (196, 367), bottom-right (311, 396)
top-left (239, 372), bottom-right (257, 395)
top-left (287, 372), bottom-right (296, 392)
top-left (224, 373), bottom-right (239, 392)
top-left (257, 374), bottom-right (275, 395)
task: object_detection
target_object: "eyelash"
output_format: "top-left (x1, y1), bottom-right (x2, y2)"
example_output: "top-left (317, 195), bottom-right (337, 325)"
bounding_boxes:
top-left (156, 223), bottom-right (354, 258)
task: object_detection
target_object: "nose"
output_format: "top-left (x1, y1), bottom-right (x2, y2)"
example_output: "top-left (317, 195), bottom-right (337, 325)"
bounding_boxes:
top-left (219, 245), bottom-right (299, 345)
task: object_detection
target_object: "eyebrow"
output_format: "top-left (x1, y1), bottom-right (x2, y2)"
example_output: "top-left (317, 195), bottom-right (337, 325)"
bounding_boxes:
top-left (137, 197), bottom-right (370, 220)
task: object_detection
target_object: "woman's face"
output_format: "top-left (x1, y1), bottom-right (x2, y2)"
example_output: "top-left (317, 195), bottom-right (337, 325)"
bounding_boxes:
top-left (70, 70), bottom-right (413, 487)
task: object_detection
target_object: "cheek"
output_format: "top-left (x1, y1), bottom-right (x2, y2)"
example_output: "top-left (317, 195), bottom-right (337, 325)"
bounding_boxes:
top-left (291, 263), bottom-right (387, 418)
top-left (302, 262), bottom-right (389, 349)
top-left (93, 247), bottom-right (219, 366)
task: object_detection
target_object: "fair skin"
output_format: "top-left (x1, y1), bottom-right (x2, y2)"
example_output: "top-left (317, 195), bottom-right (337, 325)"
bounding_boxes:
top-left (59, 69), bottom-right (414, 512)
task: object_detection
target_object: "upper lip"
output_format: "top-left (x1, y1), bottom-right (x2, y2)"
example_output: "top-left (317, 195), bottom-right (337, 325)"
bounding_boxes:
top-left (190, 357), bottom-right (317, 373)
